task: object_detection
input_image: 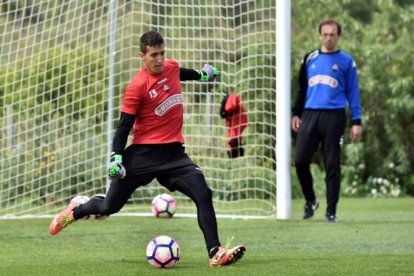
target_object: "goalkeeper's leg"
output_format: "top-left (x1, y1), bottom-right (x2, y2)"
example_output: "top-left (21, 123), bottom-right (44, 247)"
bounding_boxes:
top-left (73, 177), bottom-right (143, 219)
top-left (171, 173), bottom-right (219, 252)
top-left (170, 173), bottom-right (245, 266)
top-left (49, 176), bottom-right (151, 235)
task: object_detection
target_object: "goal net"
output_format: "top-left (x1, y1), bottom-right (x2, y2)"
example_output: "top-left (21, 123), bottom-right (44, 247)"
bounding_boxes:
top-left (0, 0), bottom-right (277, 219)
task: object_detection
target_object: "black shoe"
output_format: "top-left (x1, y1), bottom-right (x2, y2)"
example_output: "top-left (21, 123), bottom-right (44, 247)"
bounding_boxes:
top-left (303, 200), bottom-right (319, 219)
top-left (326, 213), bottom-right (338, 223)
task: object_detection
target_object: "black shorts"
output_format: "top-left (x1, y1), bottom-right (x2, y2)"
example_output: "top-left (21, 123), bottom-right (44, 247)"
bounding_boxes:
top-left (119, 142), bottom-right (203, 191)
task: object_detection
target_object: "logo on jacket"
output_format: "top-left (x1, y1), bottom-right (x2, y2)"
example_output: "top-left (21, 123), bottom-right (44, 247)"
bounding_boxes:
top-left (157, 78), bottom-right (168, 84)
top-left (309, 75), bottom-right (338, 88)
top-left (332, 64), bottom-right (339, 71)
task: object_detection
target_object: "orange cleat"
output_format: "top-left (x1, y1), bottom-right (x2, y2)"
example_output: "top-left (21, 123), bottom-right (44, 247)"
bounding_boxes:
top-left (209, 245), bottom-right (246, 267)
top-left (49, 202), bottom-right (79, 235)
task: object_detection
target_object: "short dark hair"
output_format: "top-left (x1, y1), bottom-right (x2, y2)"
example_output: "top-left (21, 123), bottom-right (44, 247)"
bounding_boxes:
top-left (140, 31), bottom-right (164, 53)
top-left (318, 19), bottom-right (342, 35)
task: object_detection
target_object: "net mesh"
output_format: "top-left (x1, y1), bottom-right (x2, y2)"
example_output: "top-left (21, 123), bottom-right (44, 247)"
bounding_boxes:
top-left (0, 0), bottom-right (276, 218)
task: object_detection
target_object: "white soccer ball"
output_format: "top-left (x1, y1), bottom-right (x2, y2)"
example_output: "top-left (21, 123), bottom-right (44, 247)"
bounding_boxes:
top-left (70, 195), bottom-right (90, 204)
top-left (146, 235), bottom-right (181, 268)
top-left (151, 194), bottom-right (176, 218)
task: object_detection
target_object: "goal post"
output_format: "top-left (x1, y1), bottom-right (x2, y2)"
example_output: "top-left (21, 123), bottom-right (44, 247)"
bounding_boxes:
top-left (276, 0), bottom-right (292, 219)
top-left (0, 0), bottom-right (291, 219)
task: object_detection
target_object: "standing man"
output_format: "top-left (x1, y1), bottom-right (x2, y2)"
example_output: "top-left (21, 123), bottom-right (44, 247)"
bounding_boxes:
top-left (49, 31), bottom-right (245, 266)
top-left (291, 19), bottom-right (362, 222)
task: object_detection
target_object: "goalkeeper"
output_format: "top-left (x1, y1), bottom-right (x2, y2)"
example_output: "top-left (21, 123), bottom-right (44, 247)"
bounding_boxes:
top-left (49, 31), bottom-right (245, 267)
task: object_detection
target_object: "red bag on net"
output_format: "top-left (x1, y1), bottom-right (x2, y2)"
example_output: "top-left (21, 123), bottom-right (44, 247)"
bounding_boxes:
top-left (220, 93), bottom-right (248, 158)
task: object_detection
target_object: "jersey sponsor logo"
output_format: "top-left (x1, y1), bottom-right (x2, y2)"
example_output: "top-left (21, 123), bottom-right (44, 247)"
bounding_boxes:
top-left (155, 94), bottom-right (182, 116)
top-left (149, 89), bottom-right (158, 99)
top-left (157, 78), bottom-right (168, 84)
top-left (309, 75), bottom-right (338, 88)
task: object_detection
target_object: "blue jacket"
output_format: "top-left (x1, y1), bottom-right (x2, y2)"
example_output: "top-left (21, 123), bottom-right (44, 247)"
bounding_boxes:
top-left (293, 49), bottom-right (362, 125)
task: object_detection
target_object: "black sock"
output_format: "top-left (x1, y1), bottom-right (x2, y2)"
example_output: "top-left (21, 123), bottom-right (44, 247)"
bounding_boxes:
top-left (72, 206), bottom-right (82, 220)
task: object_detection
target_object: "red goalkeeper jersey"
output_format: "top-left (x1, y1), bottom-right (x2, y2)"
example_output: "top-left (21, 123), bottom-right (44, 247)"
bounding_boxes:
top-left (121, 59), bottom-right (184, 144)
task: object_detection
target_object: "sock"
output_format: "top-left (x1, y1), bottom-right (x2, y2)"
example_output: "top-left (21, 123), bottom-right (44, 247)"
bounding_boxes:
top-left (72, 206), bottom-right (81, 220)
top-left (208, 246), bottom-right (220, 258)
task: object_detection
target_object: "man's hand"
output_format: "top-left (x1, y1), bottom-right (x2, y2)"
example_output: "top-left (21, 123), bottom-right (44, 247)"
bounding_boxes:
top-left (108, 153), bottom-right (126, 179)
top-left (350, 125), bottom-right (362, 142)
top-left (198, 64), bottom-right (220, 82)
top-left (291, 116), bottom-right (301, 132)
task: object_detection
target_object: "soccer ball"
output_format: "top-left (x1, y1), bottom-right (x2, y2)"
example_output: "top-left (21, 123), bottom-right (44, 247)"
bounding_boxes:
top-left (146, 235), bottom-right (181, 268)
top-left (89, 193), bottom-right (108, 220)
top-left (151, 194), bottom-right (176, 218)
top-left (70, 195), bottom-right (90, 204)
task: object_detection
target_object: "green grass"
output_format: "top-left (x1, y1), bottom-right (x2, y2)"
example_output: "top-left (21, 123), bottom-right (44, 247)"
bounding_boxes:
top-left (1, 198), bottom-right (413, 275)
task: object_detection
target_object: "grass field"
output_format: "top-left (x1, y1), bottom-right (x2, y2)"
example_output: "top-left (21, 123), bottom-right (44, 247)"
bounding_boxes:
top-left (1, 198), bottom-right (413, 275)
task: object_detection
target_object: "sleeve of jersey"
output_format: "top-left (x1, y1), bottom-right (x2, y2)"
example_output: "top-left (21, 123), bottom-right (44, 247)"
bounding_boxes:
top-left (346, 60), bottom-right (362, 125)
top-left (292, 55), bottom-right (309, 117)
top-left (180, 67), bottom-right (201, 81)
top-left (112, 112), bottom-right (135, 154)
top-left (121, 78), bottom-right (142, 115)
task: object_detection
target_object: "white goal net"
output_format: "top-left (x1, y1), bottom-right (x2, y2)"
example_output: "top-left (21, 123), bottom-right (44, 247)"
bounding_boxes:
top-left (0, 0), bottom-right (277, 219)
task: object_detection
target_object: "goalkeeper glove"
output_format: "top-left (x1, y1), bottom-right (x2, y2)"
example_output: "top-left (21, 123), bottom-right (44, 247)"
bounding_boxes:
top-left (108, 152), bottom-right (126, 179)
top-left (198, 64), bottom-right (220, 82)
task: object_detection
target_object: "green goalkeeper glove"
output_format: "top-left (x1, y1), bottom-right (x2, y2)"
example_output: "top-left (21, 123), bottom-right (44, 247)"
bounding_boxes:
top-left (198, 64), bottom-right (220, 82)
top-left (108, 152), bottom-right (126, 179)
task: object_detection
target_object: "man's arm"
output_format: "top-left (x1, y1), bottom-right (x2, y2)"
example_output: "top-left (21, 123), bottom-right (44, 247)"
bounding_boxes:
top-left (291, 53), bottom-right (311, 132)
top-left (108, 112), bottom-right (135, 179)
top-left (112, 112), bottom-right (135, 154)
top-left (346, 59), bottom-right (362, 126)
top-left (180, 68), bottom-right (201, 81)
top-left (180, 64), bottom-right (220, 81)
top-left (346, 58), bottom-right (362, 142)
top-left (292, 54), bottom-right (310, 118)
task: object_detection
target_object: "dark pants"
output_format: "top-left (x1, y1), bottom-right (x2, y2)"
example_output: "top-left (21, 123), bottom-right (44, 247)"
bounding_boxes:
top-left (295, 109), bottom-right (346, 215)
top-left (74, 143), bottom-right (220, 255)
